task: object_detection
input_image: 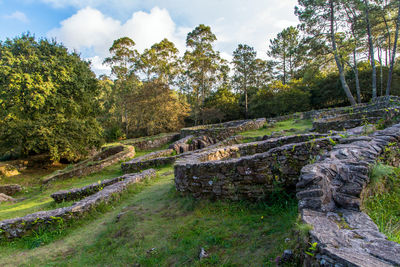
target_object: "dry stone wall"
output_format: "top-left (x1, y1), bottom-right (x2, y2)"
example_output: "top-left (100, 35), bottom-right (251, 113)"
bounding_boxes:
top-left (123, 133), bottom-right (180, 150)
top-left (42, 145), bottom-right (135, 184)
top-left (296, 124), bottom-right (400, 266)
top-left (313, 96), bottom-right (400, 133)
top-left (121, 135), bottom-right (244, 174)
top-left (0, 169), bottom-right (156, 240)
top-left (51, 172), bottom-right (142, 203)
top-left (169, 135), bottom-right (218, 154)
top-left (174, 133), bottom-right (335, 200)
top-left (180, 118), bottom-right (266, 140)
top-left (0, 184), bottom-right (22, 196)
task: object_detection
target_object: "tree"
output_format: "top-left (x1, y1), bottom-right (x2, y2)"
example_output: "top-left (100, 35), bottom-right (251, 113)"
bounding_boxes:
top-left (138, 38), bottom-right (181, 86)
top-left (296, 0), bottom-right (357, 105)
top-left (232, 44), bottom-right (257, 118)
top-left (183, 24), bottom-right (225, 124)
top-left (104, 37), bottom-right (140, 137)
top-left (0, 34), bottom-right (102, 161)
top-left (363, 0), bottom-right (378, 99)
top-left (268, 26), bottom-right (301, 84)
top-left (129, 81), bottom-right (190, 136)
top-left (387, 0), bottom-right (400, 95)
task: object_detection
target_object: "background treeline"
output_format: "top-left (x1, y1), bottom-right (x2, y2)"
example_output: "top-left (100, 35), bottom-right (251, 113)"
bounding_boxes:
top-left (1, 0), bottom-right (400, 161)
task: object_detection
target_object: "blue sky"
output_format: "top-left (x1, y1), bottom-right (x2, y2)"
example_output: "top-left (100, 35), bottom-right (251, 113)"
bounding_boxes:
top-left (1, 0), bottom-right (299, 75)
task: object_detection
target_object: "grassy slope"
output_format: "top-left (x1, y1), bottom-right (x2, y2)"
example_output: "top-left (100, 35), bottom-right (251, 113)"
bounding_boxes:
top-left (0, 165), bottom-right (299, 266)
top-left (0, 119), bottom-right (310, 266)
top-left (0, 148), bottom-right (160, 220)
top-left (239, 119), bottom-right (312, 139)
top-left (363, 164), bottom-right (400, 243)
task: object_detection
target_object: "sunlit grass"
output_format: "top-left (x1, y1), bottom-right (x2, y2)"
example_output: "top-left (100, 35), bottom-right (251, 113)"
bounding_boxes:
top-left (0, 148), bottom-right (159, 220)
top-left (0, 165), bottom-right (300, 266)
top-left (239, 119), bottom-right (312, 139)
top-left (363, 164), bottom-right (400, 244)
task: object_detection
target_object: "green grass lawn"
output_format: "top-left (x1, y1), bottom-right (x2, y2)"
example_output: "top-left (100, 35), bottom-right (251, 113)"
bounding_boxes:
top-left (0, 164), bottom-right (301, 266)
top-left (239, 119), bottom-right (312, 139)
top-left (363, 163), bottom-right (400, 244)
top-left (0, 147), bottom-right (162, 221)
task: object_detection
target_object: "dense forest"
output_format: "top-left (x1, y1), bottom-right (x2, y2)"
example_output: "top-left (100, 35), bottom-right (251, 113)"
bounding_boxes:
top-left (1, 0), bottom-right (400, 161)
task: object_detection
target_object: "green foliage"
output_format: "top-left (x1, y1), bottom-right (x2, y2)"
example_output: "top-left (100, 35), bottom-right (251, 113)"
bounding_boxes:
top-left (0, 34), bottom-right (103, 161)
top-left (249, 82), bottom-right (311, 118)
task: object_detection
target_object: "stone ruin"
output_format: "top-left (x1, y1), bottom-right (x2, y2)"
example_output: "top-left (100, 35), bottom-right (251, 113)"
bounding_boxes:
top-left (0, 169), bottom-right (156, 239)
top-left (174, 133), bottom-right (334, 200)
top-left (42, 144), bottom-right (135, 184)
top-left (120, 118), bottom-right (266, 174)
top-left (313, 96), bottom-right (400, 133)
top-left (180, 118), bottom-right (266, 139)
top-left (122, 132), bottom-right (180, 150)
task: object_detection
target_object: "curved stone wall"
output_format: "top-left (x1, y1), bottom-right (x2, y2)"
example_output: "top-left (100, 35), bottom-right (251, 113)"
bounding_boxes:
top-left (0, 169), bottom-right (156, 240)
top-left (174, 133), bottom-right (334, 200)
top-left (313, 107), bottom-right (400, 133)
top-left (180, 118), bottom-right (266, 140)
top-left (121, 135), bottom-right (244, 174)
top-left (296, 124), bottom-right (400, 266)
top-left (123, 133), bottom-right (180, 150)
top-left (42, 145), bottom-right (135, 184)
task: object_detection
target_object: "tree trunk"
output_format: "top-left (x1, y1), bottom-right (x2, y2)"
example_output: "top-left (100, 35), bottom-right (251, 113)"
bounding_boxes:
top-left (353, 49), bottom-right (361, 103)
top-left (245, 89), bottom-right (248, 119)
top-left (364, 0), bottom-right (377, 99)
top-left (383, 13), bottom-right (392, 64)
top-left (378, 47), bottom-right (383, 96)
top-left (386, 0), bottom-right (400, 96)
top-left (330, 0), bottom-right (356, 106)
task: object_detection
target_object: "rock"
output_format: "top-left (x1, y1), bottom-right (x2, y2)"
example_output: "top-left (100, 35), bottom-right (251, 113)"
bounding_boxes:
top-left (0, 164), bottom-right (20, 177)
top-left (0, 184), bottom-right (22, 196)
top-left (0, 193), bottom-right (15, 202)
top-left (280, 249), bottom-right (294, 262)
top-left (199, 247), bottom-right (209, 260)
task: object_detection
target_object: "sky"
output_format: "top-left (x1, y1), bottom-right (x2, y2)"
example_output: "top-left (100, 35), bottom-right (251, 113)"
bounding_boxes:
top-left (0, 0), bottom-right (299, 76)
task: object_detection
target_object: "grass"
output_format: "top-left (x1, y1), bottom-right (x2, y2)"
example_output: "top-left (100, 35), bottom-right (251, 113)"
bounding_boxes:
top-left (239, 119), bottom-right (312, 139)
top-left (362, 163), bottom-right (400, 244)
top-left (0, 165), bottom-right (301, 266)
top-left (0, 147), bottom-right (160, 221)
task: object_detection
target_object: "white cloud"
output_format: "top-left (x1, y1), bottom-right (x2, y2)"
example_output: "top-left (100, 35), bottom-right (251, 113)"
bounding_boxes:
top-left (4, 11), bottom-right (29, 23)
top-left (48, 7), bottom-right (188, 75)
top-left (45, 0), bottom-right (300, 75)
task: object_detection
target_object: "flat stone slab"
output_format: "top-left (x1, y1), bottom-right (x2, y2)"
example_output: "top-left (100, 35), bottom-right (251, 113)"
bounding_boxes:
top-left (297, 123), bottom-right (400, 266)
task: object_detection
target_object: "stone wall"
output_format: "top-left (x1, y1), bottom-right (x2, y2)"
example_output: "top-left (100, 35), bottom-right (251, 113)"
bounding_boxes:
top-left (180, 118), bottom-right (266, 140)
top-left (123, 133), bottom-right (180, 150)
top-left (174, 133), bottom-right (335, 200)
top-left (169, 135), bottom-right (218, 154)
top-left (0, 184), bottom-right (22, 196)
top-left (51, 173), bottom-right (141, 203)
top-left (0, 169), bottom-right (156, 240)
top-left (42, 145), bottom-right (135, 184)
top-left (296, 124), bottom-right (400, 266)
top-left (313, 107), bottom-right (400, 133)
top-left (121, 135), bottom-right (244, 174)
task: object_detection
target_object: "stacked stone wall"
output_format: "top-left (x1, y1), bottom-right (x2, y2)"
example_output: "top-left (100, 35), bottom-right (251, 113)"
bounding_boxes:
top-left (42, 145), bottom-right (135, 184)
top-left (123, 133), bottom-right (180, 150)
top-left (174, 134), bottom-right (334, 200)
top-left (121, 135), bottom-right (244, 173)
top-left (180, 118), bottom-right (266, 140)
